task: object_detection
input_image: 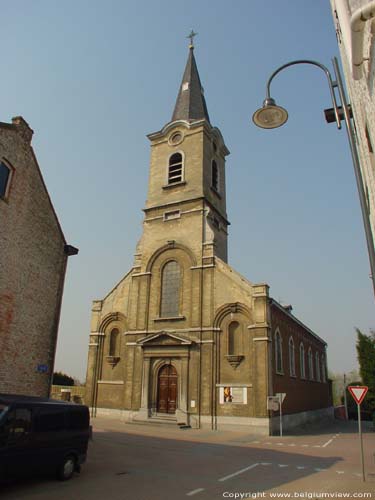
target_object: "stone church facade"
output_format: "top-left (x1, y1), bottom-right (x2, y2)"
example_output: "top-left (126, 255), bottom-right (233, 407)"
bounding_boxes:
top-left (85, 45), bottom-right (332, 434)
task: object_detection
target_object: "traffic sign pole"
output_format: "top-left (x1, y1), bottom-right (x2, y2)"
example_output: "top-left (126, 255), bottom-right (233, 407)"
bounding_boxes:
top-left (279, 393), bottom-right (283, 437)
top-left (357, 403), bottom-right (365, 482)
top-left (348, 385), bottom-right (368, 483)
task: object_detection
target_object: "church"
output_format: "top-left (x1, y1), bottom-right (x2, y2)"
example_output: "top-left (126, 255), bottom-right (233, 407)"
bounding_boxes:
top-left (85, 41), bottom-right (332, 434)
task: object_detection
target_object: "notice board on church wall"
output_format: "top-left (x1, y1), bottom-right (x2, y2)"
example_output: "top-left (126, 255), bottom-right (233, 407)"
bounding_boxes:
top-left (219, 386), bottom-right (247, 404)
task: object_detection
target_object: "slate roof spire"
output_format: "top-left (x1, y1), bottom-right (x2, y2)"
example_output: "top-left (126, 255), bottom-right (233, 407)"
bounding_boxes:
top-left (171, 34), bottom-right (210, 124)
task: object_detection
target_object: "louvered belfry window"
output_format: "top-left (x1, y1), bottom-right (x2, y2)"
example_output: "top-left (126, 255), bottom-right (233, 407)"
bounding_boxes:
top-left (168, 153), bottom-right (183, 184)
top-left (160, 261), bottom-right (181, 317)
top-left (212, 160), bottom-right (219, 191)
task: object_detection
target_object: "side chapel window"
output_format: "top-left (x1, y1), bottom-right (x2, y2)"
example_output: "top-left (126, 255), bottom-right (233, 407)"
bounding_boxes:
top-left (109, 328), bottom-right (120, 356)
top-left (168, 153), bottom-right (183, 184)
top-left (300, 342), bottom-right (306, 379)
top-left (315, 352), bottom-right (321, 382)
top-left (308, 348), bottom-right (314, 380)
top-left (160, 260), bottom-right (181, 317)
top-left (289, 337), bottom-right (296, 376)
top-left (275, 330), bottom-right (283, 374)
top-left (228, 321), bottom-right (242, 355)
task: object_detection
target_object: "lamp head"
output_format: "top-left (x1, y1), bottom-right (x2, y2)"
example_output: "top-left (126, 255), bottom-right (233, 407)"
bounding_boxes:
top-left (252, 97), bottom-right (288, 129)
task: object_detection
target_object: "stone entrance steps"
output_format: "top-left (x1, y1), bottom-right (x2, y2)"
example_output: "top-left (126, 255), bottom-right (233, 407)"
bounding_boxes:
top-left (131, 414), bottom-right (191, 429)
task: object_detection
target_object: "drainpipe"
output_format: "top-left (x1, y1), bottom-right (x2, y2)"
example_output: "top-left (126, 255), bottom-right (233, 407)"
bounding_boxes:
top-left (333, 0), bottom-right (353, 66)
top-left (351, 0), bottom-right (375, 80)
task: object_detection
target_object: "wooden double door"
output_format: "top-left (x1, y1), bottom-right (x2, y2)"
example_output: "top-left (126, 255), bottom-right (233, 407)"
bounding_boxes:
top-left (157, 364), bottom-right (177, 414)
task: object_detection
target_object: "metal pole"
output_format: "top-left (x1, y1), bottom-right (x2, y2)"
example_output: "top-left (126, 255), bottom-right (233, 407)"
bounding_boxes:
top-left (279, 393), bottom-right (283, 437)
top-left (332, 57), bottom-right (375, 297)
top-left (357, 403), bottom-right (366, 482)
top-left (343, 373), bottom-right (348, 420)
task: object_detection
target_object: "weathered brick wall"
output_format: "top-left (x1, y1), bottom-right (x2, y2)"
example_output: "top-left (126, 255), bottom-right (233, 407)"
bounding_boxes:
top-left (270, 304), bottom-right (331, 414)
top-left (0, 117), bottom-right (67, 397)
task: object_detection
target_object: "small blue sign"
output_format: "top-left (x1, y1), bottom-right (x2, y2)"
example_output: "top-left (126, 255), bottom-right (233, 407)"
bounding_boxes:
top-left (37, 364), bottom-right (48, 373)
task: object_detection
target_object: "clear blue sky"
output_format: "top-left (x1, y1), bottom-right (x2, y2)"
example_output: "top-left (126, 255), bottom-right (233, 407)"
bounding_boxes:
top-left (2, 1), bottom-right (373, 381)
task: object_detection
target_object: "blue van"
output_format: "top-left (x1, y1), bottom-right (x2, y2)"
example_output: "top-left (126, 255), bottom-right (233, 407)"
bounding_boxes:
top-left (0, 394), bottom-right (90, 481)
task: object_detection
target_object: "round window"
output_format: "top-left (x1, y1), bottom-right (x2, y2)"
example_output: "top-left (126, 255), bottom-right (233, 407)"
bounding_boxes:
top-left (169, 132), bottom-right (183, 146)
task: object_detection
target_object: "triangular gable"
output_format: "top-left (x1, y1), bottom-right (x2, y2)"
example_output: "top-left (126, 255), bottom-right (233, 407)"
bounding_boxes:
top-left (137, 331), bottom-right (193, 346)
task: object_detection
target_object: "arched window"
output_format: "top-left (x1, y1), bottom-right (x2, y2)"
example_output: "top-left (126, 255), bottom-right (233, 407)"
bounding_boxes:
top-left (300, 343), bottom-right (305, 379)
top-left (315, 352), bottom-right (321, 382)
top-left (109, 328), bottom-right (120, 356)
top-left (168, 153), bottom-right (183, 184)
top-left (308, 348), bottom-right (314, 380)
top-left (228, 321), bottom-right (242, 355)
top-left (275, 330), bottom-right (283, 374)
top-left (211, 160), bottom-right (219, 192)
top-left (0, 160), bottom-right (12, 200)
top-left (160, 261), bottom-right (181, 317)
top-left (321, 354), bottom-right (326, 383)
top-left (289, 337), bottom-right (295, 376)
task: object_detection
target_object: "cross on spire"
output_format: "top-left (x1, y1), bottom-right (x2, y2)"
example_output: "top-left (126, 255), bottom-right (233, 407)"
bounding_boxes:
top-left (187, 30), bottom-right (198, 49)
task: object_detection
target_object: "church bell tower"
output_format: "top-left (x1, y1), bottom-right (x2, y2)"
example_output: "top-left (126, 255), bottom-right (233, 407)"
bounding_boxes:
top-left (134, 39), bottom-right (230, 271)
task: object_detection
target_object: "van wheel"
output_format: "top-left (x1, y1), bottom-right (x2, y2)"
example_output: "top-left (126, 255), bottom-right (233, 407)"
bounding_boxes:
top-left (57, 455), bottom-right (76, 481)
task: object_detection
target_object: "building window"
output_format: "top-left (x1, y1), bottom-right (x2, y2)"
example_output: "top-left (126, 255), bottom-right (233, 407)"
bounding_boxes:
top-left (160, 260), bottom-right (181, 317)
top-left (315, 352), bottom-right (321, 382)
top-left (308, 348), bottom-right (314, 380)
top-left (321, 354), bottom-right (326, 383)
top-left (0, 161), bottom-right (12, 200)
top-left (168, 153), bottom-right (183, 184)
top-left (228, 321), bottom-right (242, 355)
top-left (289, 337), bottom-right (296, 376)
top-left (300, 343), bottom-right (305, 379)
top-left (211, 160), bottom-right (219, 192)
top-left (109, 328), bottom-right (120, 356)
top-left (275, 329), bottom-right (283, 374)
top-left (164, 210), bottom-right (180, 221)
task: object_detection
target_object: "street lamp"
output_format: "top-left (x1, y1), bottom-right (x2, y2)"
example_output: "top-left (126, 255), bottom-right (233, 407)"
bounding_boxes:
top-left (253, 57), bottom-right (375, 298)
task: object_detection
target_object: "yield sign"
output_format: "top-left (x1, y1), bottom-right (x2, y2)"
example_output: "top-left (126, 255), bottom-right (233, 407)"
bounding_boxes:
top-left (348, 386), bottom-right (368, 405)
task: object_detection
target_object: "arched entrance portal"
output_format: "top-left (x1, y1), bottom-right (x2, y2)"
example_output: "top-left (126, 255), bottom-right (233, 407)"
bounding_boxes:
top-left (157, 364), bottom-right (177, 414)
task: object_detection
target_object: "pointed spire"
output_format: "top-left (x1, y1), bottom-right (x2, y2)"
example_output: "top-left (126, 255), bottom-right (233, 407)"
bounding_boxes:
top-left (171, 34), bottom-right (210, 124)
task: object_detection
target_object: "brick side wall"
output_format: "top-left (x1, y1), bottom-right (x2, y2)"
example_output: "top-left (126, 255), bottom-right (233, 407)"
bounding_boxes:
top-left (270, 304), bottom-right (331, 415)
top-left (0, 119), bottom-right (67, 397)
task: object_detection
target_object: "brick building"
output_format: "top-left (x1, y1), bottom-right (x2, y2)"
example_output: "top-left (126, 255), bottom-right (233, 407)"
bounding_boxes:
top-left (85, 44), bottom-right (332, 434)
top-left (330, 0), bottom-right (375, 253)
top-left (0, 116), bottom-right (77, 397)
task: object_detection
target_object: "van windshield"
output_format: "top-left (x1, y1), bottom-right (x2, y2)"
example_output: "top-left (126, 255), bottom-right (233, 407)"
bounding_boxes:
top-left (0, 404), bottom-right (9, 422)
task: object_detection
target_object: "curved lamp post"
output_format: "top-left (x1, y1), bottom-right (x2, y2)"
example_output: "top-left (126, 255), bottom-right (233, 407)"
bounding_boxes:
top-left (253, 57), bottom-right (375, 299)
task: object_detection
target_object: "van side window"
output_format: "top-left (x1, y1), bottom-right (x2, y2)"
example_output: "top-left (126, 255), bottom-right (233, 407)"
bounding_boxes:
top-left (67, 408), bottom-right (89, 430)
top-left (5, 409), bottom-right (32, 440)
top-left (35, 407), bottom-right (65, 432)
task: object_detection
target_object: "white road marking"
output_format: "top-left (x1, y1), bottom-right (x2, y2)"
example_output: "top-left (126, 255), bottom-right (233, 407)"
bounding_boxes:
top-left (314, 468), bottom-right (328, 472)
top-left (296, 466), bottom-right (306, 470)
top-left (278, 464), bottom-right (289, 467)
top-left (313, 445), bottom-right (321, 448)
top-left (252, 441), bottom-right (260, 444)
top-left (322, 438), bottom-right (333, 448)
top-left (276, 443), bottom-right (284, 446)
top-left (301, 444), bottom-right (309, 447)
top-left (218, 463), bottom-right (259, 482)
top-left (288, 444), bottom-right (296, 447)
top-left (187, 488), bottom-right (205, 496)
top-left (336, 471), bottom-right (345, 474)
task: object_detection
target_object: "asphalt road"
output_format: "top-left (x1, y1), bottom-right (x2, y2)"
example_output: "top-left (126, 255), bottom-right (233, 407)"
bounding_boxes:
top-left (1, 418), bottom-right (374, 499)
